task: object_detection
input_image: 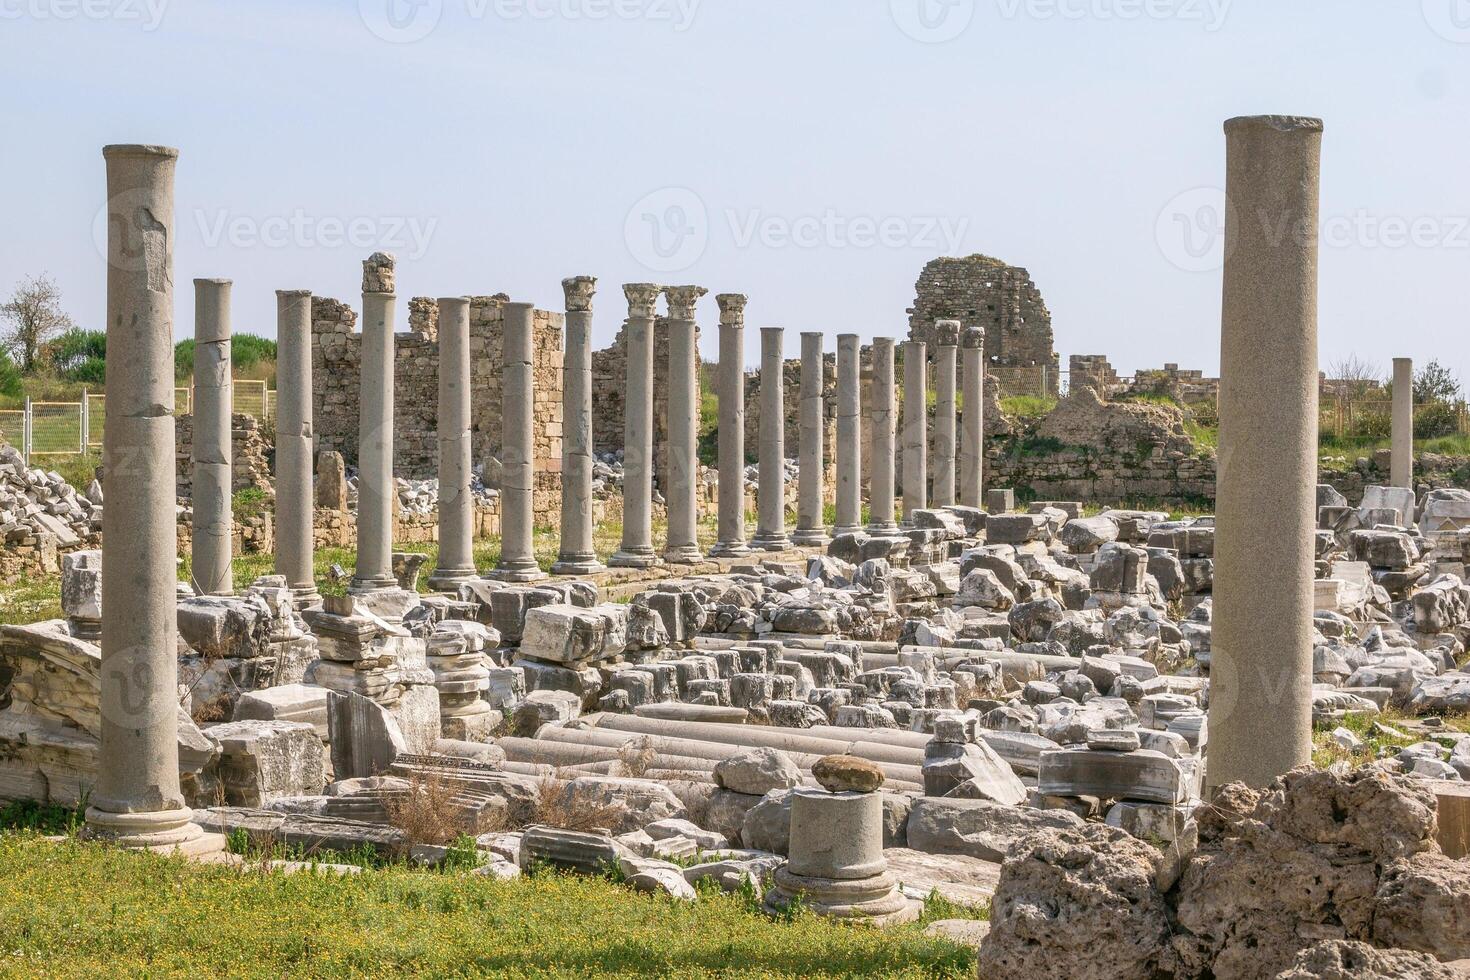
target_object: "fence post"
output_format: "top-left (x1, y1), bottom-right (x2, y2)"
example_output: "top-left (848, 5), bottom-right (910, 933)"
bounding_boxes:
top-left (22, 397), bottom-right (32, 465)
top-left (81, 390), bottom-right (89, 453)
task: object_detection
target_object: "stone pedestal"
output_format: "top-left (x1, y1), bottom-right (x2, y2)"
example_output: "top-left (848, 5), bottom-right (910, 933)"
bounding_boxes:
top-left (834, 334), bottom-right (863, 537)
top-left (710, 294), bottom-right (751, 558)
top-left (351, 256), bottom-right (399, 595)
top-left (428, 297), bottom-right (477, 591)
top-left (1209, 115), bottom-right (1323, 792)
top-left (901, 341), bottom-right (928, 524)
top-left (932, 324), bottom-right (958, 508)
top-left (753, 327), bottom-right (792, 551)
top-left (553, 276), bottom-right (606, 576)
top-left (866, 338), bottom-right (899, 535)
top-left (275, 289), bottom-right (319, 607)
top-left (960, 326), bottom-right (986, 508)
top-left (611, 284), bottom-right (664, 569)
top-left (763, 789), bottom-right (918, 925)
top-left (490, 301), bottom-right (547, 582)
top-left (86, 144), bottom-right (216, 854)
top-left (1392, 356), bottom-right (1413, 490)
top-left (793, 331), bottom-right (830, 546)
top-left (663, 285), bottom-right (707, 564)
top-left (192, 278), bottom-right (233, 596)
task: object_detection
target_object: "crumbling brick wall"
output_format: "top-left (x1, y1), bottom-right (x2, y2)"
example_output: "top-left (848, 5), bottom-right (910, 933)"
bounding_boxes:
top-left (175, 412), bottom-right (274, 498)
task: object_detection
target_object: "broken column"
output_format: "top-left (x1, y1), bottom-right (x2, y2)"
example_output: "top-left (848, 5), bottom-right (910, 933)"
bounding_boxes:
top-left (710, 294), bottom-right (751, 558)
top-left (866, 337), bottom-right (899, 535)
top-left (553, 276), bottom-right (605, 576)
top-left (351, 253), bottom-right (398, 594)
top-left (191, 277), bottom-right (233, 596)
top-left (428, 296), bottom-right (477, 591)
top-left (932, 322), bottom-right (958, 508)
top-left (274, 289), bottom-right (318, 606)
top-left (1392, 356), bottom-right (1414, 490)
top-left (87, 143), bottom-right (213, 852)
top-left (959, 325), bottom-right (986, 509)
top-left (901, 340), bottom-right (927, 524)
top-left (753, 326), bottom-right (792, 551)
top-left (1209, 114), bottom-right (1323, 791)
top-left (664, 285), bottom-right (707, 564)
top-left (611, 284), bottom-right (663, 568)
top-left (793, 331), bottom-right (830, 546)
top-left (834, 333), bottom-right (863, 538)
top-left (490, 301), bottom-right (546, 582)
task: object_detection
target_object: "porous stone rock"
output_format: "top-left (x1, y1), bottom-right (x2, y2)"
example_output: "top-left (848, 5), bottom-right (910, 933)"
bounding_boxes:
top-left (712, 747), bottom-right (802, 796)
top-left (812, 754), bottom-right (884, 794)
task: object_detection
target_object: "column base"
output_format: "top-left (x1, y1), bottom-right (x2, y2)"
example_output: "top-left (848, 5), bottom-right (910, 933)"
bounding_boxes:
top-left (709, 541), bottom-right (752, 559)
top-left (426, 567), bottom-right (478, 592)
top-left (792, 528), bottom-right (832, 547)
top-left (866, 521), bottom-right (900, 536)
top-left (82, 807), bottom-right (226, 857)
top-left (763, 865), bottom-right (920, 925)
top-left (752, 532), bottom-right (793, 552)
top-left (609, 549), bottom-right (664, 569)
top-left (663, 545), bottom-right (706, 565)
top-left (348, 574), bottom-right (398, 595)
top-left (832, 524), bottom-right (864, 538)
top-left (486, 562), bottom-right (547, 583)
top-left (290, 585), bottom-right (323, 612)
top-left (551, 555), bottom-right (607, 576)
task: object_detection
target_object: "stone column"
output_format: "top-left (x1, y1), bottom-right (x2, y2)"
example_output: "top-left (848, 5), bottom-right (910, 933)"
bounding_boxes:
top-left (611, 284), bottom-right (663, 568)
top-left (274, 289), bottom-right (319, 606)
top-left (428, 297), bottom-right (477, 591)
top-left (833, 334), bottom-right (863, 537)
top-left (710, 294), bottom-right (751, 558)
top-left (351, 254), bottom-right (398, 594)
top-left (959, 326), bottom-right (986, 508)
top-left (932, 323), bottom-right (958, 508)
top-left (793, 331), bottom-right (831, 546)
top-left (753, 327), bottom-right (793, 551)
top-left (87, 144), bottom-right (212, 853)
top-left (490, 301), bottom-right (547, 582)
top-left (1392, 356), bottom-right (1414, 489)
top-left (191, 278), bottom-right (233, 596)
top-left (1209, 115), bottom-right (1323, 792)
top-left (866, 338), bottom-right (899, 535)
top-left (901, 341), bottom-right (928, 523)
top-left (553, 276), bottom-right (605, 576)
top-left (663, 285), bottom-right (707, 564)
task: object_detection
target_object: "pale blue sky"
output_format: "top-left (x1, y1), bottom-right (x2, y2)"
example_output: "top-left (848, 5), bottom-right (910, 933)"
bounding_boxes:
top-left (2, 0), bottom-right (1467, 384)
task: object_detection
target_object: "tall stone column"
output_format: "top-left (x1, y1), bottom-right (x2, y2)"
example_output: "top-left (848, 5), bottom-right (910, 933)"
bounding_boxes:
top-left (664, 285), bottom-right (707, 564)
top-left (192, 278), bottom-right (233, 596)
top-left (866, 338), bottom-right (899, 535)
top-left (428, 297), bottom-right (477, 591)
top-left (87, 144), bottom-right (212, 853)
top-left (901, 341), bottom-right (928, 523)
top-left (754, 327), bottom-right (793, 551)
top-left (833, 334), bottom-right (863, 537)
top-left (611, 284), bottom-right (663, 568)
top-left (959, 326), bottom-right (986, 508)
top-left (710, 294), bottom-right (751, 558)
top-left (932, 323), bottom-right (959, 508)
top-left (1392, 357), bottom-right (1414, 489)
top-left (1209, 115), bottom-right (1323, 792)
top-left (351, 254), bottom-right (398, 594)
top-left (274, 289), bottom-right (319, 606)
top-left (491, 301), bottom-right (547, 582)
top-left (793, 332), bottom-right (831, 546)
top-left (553, 276), bottom-right (605, 576)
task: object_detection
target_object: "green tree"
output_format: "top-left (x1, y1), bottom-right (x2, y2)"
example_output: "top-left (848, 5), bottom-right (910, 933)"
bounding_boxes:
top-left (47, 328), bottom-right (107, 384)
top-left (0, 348), bottom-right (22, 399)
top-left (1, 274), bottom-right (74, 373)
top-left (1414, 360), bottom-right (1461, 404)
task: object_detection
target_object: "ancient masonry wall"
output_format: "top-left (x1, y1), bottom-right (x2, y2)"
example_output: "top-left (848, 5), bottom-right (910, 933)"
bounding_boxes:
top-left (312, 295), bottom-right (565, 527)
top-left (908, 255), bottom-right (1059, 392)
top-left (1069, 353), bottom-right (1222, 404)
top-left (590, 316), bottom-right (690, 493)
top-left (175, 412), bottom-right (274, 498)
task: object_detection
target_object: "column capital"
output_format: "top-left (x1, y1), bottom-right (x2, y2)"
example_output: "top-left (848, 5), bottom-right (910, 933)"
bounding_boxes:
top-left (716, 293), bottom-right (748, 324)
top-left (663, 285), bottom-right (708, 320)
top-left (934, 319), bottom-right (961, 348)
top-left (562, 276), bottom-right (597, 313)
top-left (960, 325), bottom-right (985, 350)
top-left (623, 282), bottom-right (662, 318)
top-left (362, 252), bottom-right (397, 295)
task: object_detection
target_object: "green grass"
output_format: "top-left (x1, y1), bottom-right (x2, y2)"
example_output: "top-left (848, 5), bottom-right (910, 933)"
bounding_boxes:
top-left (1000, 395), bottom-right (1056, 419)
top-left (1309, 708), bottom-right (1469, 769)
top-left (0, 836), bottom-right (978, 978)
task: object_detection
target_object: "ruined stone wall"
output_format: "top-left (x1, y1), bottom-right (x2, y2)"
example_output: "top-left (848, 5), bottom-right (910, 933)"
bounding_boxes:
top-left (908, 255), bottom-right (1058, 393)
top-left (311, 295), bottom-right (564, 526)
top-left (590, 317), bottom-right (693, 492)
top-left (175, 412), bottom-right (274, 499)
